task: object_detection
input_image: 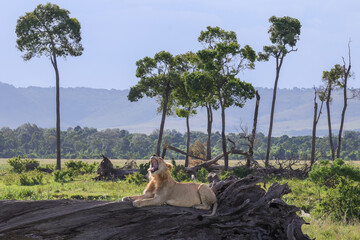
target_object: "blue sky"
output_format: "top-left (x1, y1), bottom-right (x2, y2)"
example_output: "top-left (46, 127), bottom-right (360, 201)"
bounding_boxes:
top-left (0, 0), bottom-right (359, 90)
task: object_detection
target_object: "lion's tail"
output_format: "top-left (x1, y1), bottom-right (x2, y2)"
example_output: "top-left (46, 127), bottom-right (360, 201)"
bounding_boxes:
top-left (202, 202), bottom-right (218, 217)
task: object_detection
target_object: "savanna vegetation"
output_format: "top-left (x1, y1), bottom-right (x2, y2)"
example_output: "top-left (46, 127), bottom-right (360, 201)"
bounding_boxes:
top-left (0, 157), bottom-right (360, 239)
top-left (1, 124), bottom-right (360, 161)
top-left (2, 2), bottom-right (359, 239)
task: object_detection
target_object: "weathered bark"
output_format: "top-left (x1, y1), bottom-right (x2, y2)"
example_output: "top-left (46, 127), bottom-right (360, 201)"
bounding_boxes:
top-left (247, 90), bottom-right (260, 168)
top-left (185, 108), bottom-right (190, 167)
top-left (311, 96), bottom-right (318, 167)
top-left (336, 46), bottom-right (351, 159)
top-left (156, 87), bottom-right (170, 156)
top-left (326, 87), bottom-right (335, 161)
top-left (310, 88), bottom-right (324, 168)
top-left (94, 155), bottom-right (138, 181)
top-left (0, 175), bottom-right (310, 240)
top-left (51, 49), bottom-right (61, 170)
top-left (220, 100), bottom-right (229, 171)
top-left (206, 104), bottom-right (213, 160)
top-left (266, 56), bottom-right (284, 167)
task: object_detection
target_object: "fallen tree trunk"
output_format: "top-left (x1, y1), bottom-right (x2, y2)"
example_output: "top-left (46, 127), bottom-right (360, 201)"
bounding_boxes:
top-left (0, 175), bottom-right (310, 240)
top-left (94, 155), bottom-right (139, 180)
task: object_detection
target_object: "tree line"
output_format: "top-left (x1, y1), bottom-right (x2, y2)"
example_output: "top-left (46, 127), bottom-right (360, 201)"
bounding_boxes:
top-left (1, 124), bottom-right (359, 161)
top-left (13, 3), bottom-right (356, 170)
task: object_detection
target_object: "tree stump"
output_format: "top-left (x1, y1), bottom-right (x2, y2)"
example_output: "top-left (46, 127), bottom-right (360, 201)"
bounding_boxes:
top-left (0, 175), bottom-right (310, 240)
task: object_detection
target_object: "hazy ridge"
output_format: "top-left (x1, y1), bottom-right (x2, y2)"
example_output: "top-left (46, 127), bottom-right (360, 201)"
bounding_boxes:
top-left (1, 82), bottom-right (359, 136)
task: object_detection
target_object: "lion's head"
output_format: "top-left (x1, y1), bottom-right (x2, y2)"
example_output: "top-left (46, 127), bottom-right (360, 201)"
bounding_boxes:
top-left (148, 155), bottom-right (173, 177)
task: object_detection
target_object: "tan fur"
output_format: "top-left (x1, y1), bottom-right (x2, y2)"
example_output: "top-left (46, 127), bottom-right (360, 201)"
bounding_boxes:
top-left (122, 156), bottom-right (217, 215)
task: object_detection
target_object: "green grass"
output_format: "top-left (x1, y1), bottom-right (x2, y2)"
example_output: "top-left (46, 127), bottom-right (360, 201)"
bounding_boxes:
top-left (0, 171), bottom-right (145, 201)
top-left (303, 218), bottom-right (360, 240)
top-left (1, 158), bottom-right (360, 239)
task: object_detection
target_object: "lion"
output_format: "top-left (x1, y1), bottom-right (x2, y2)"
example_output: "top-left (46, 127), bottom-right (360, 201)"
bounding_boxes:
top-left (122, 155), bottom-right (218, 216)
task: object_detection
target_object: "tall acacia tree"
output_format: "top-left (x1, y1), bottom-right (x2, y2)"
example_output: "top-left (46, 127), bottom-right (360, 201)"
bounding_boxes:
top-left (185, 71), bottom-right (216, 160)
top-left (261, 16), bottom-right (301, 167)
top-left (310, 86), bottom-right (326, 167)
top-left (336, 43), bottom-right (352, 158)
top-left (198, 26), bottom-right (257, 170)
top-left (173, 53), bottom-right (198, 167)
top-left (16, 3), bottom-right (83, 170)
top-left (322, 65), bottom-right (342, 161)
top-left (128, 51), bottom-right (184, 156)
top-left (179, 52), bottom-right (217, 161)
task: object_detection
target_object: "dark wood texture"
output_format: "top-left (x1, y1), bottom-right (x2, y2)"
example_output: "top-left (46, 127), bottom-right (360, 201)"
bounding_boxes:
top-left (0, 175), bottom-right (310, 240)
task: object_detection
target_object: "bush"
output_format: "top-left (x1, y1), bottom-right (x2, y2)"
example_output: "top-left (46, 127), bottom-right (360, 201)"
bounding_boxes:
top-left (170, 159), bottom-right (190, 182)
top-left (232, 167), bottom-right (254, 178)
top-left (65, 160), bottom-right (98, 174)
top-left (220, 171), bottom-right (232, 180)
top-left (219, 167), bottom-right (253, 180)
top-left (139, 162), bottom-right (150, 176)
top-left (195, 167), bottom-right (209, 183)
top-left (309, 159), bottom-right (360, 188)
top-left (315, 177), bottom-right (360, 222)
top-left (53, 170), bottom-right (72, 183)
top-left (125, 172), bottom-right (147, 185)
top-left (19, 172), bottom-right (44, 186)
top-left (7, 156), bottom-right (40, 173)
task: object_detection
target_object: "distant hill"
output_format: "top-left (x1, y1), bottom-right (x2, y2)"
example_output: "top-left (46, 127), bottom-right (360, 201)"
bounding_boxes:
top-left (1, 82), bottom-right (359, 136)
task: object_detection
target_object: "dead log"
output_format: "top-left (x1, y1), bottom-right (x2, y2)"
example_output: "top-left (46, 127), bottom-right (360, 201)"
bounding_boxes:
top-left (162, 140), bottom-right (207, 161)
top-left (0, 175), bottom-right (311, 240)
top-left (94, 155), bottom-right (138, 181)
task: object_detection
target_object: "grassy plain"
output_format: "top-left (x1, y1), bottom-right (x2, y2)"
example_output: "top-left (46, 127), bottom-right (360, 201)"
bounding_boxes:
top-left (0, 158), bottom-right (360, 239)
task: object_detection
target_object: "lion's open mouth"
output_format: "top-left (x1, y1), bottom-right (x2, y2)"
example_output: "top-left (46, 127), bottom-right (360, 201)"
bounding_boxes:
top-left (148, 156), bottom-right (159, 173)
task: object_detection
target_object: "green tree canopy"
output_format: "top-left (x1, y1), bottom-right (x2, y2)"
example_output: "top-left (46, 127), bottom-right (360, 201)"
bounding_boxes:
top-left (128, 51), bottom-right (186, 155)
top-left (261, 16), bottom-right (301, 167)
top-left (197, 26), bottom-right (257, 169)
top-left (15, 3), bottom-right (83, 170)
top-left (16, 3), bottom-right (83, 61)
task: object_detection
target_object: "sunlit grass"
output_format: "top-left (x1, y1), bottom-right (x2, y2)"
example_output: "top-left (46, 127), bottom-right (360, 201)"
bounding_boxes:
top-left (303, 218), bottom-right (360, 240)
top-left (0, 158), bottom-right (360, 239)
top-left (0, 171), bottom-right (145, 201)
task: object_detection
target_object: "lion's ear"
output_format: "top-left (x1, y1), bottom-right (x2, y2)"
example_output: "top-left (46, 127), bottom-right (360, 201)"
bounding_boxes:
top-left (165, 162), bottom-right (173, 170)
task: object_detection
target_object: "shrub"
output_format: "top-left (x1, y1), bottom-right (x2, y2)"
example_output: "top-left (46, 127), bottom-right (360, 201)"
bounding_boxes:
top-left (195, 167), bottom-right (209, 183)
top-left (53, 170), bottom-right (71, 183)
top-left (309, 159), bottom-right (360, 188)
top-left (7, 156), bottom-right (40, 173)
top-left (139, 162), bottom-right (150, 176)
top-left (220, 171), bottom-right (232, 180)
top-left (65, 160), bottom-right (98, 174)
top-left (19, 172), bottom-right (44, 186)
top-left (232, 167), bottom-right (253, 178)
top-left (125, 172), bottom-right (147, 185)
top-left (315, 177), bottom-right (360, 222)
top-left (169, 159), bottom-right (190, 182)
top-left (7, 156), bottom-right (25, 173)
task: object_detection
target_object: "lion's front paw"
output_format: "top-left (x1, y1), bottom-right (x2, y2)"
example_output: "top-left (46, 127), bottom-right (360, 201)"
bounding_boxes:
top-left (132, 200), bottom-right (141, 208)
top-left (122, 197), bottom-right (132, 202)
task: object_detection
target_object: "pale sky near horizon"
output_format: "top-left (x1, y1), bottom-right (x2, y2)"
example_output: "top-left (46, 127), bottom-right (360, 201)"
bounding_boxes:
top-left (0, 0), bottom-right (359, 90)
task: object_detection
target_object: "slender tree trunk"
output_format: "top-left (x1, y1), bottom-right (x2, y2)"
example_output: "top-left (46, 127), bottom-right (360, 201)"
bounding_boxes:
top-left (265, 56), bottom-right (284, 167)
top-left (311, 91), bottom-right (318, 167)
top-left (220, 98), bottom-right (228, 171)
top-left (247, 91), bottom-right (260, 168)
top-left (206, 104), bottom-right (213, 160)
top-left (337, 62), bottom-right (351, 159)
top-left (185, 107), bottom-right (190, 167)
top-left (326, 87), bottom-right (335, 161)
top-left (51, 52), bottom-right (61, 170)
top-left (156, 89), bottom-right (169, 156)
top-left (337, 83), bottom-right (347, 159)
